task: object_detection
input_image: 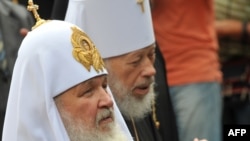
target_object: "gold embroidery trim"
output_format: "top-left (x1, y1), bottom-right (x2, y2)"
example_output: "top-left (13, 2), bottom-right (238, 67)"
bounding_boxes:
top-left (71, 26), bottom-right (105, 73)
top-left (152, 99), bottom-right (160, 129)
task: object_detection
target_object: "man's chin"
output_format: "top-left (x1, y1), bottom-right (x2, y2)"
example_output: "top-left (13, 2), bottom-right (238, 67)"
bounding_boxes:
top-left (98, 120), bottom-right (115, 133)
top-left (69, 122), bottom-right (128, 141)
top-left (118, 86), bottom-right (155, 120)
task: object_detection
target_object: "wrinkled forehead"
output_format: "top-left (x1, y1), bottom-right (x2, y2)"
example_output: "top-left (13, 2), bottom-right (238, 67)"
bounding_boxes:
top-left (107, 43), bottom-right (156, 61)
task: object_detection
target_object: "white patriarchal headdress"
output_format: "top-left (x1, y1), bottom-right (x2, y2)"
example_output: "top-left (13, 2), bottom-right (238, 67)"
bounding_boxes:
top-left (2, 20), bottom-right (107, 141)
top-left (65, 0), bottom-right (155, 58)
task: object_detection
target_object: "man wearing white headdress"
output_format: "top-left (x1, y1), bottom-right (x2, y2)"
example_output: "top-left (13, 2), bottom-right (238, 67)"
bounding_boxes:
top-left (2, 1), bottom-right (133, 140)
top-left (62, 0), bottom-right (164, 141)
top-left (51, 0), bottom-right (181, 141)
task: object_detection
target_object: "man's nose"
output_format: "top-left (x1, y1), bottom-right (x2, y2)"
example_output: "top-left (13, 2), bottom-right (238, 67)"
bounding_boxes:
top-left (99, 88), bottom-right (113, 108)
top-left (141, 59), bottom-right (156, 77)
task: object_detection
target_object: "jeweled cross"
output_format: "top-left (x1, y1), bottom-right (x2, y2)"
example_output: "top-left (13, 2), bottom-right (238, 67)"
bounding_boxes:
top-left (27, 0), bottom-right (41, 22)
top-left (137, 0), bottom-right (145, 13)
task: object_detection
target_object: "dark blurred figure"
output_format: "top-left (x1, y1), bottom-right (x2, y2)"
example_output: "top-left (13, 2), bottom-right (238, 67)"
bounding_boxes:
top-left (51, 0), bottom-right (68, 20)
top-left (215, 0), bottom-right (250, 125)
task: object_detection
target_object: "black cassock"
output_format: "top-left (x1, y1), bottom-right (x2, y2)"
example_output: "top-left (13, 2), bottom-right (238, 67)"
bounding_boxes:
top-left (154, 44), bottom-right (179, 141)
top-left (125, 114), bottom-right (162, 141)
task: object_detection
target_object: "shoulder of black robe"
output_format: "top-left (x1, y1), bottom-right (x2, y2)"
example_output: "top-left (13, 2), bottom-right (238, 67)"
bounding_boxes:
top-left (51, 0), bottom-right (69, 20)
top-left (154, 43), bottom-right (179, 141)
top-left (125, 114), bottom-right (162, 141)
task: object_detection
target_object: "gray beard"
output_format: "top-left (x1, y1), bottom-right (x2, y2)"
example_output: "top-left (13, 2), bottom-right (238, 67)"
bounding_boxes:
top-left (58, 108), bottom-right (129, 141)
top-left (108, 75), bottom-right (155, 120)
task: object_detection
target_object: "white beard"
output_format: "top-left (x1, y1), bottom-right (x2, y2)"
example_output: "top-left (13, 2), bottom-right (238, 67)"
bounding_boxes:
top-left (57, 107), bottom-right (129, 141)
top-left (108, 73), bottom-right (155, 120)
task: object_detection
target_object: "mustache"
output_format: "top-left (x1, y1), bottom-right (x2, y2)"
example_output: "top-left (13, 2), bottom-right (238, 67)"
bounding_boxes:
top-left (96, 108), bottom-right (114, 124)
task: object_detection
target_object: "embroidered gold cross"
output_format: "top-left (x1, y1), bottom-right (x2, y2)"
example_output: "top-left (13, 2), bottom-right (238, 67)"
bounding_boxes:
top-left (27, 0), bottom-right (46, 30)
top-left (137, 0), bottom-right (144, 13)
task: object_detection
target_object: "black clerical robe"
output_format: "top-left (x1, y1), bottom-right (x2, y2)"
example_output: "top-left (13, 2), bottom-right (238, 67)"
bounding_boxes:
top-left (154, 44), bottom-right (179, 141)
top-left (125, 114), bottom-right (162, 141)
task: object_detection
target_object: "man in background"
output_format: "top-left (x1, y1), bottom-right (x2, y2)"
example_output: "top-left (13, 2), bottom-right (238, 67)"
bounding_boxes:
top-left (215, 0), bottom-right (250, 125)
top-left (151, 0), bottom-right (222, 141)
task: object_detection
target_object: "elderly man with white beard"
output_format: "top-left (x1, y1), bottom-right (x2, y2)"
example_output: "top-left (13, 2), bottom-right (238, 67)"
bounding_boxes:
top-left (1, 1), bottom-right (133, 141)
top-left (64, 0), bottom-right (162, 141)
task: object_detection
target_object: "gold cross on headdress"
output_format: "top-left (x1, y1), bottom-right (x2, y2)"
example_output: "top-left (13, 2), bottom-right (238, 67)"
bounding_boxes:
top-left (137, 0), bottom-right (145, 13)
top-left (27, 0), bottom-right (46, 30)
